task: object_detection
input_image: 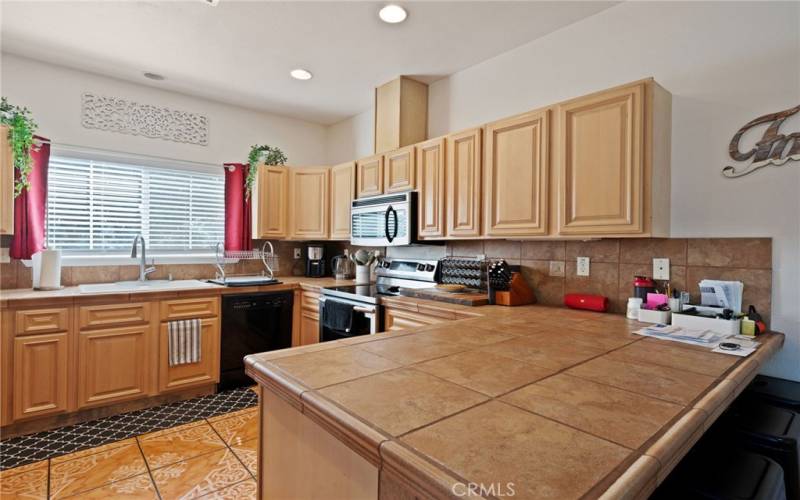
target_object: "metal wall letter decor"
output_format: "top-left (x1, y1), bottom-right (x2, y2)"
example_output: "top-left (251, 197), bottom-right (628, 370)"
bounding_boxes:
top-left (723, 104), bottom-right (800, 178)
top-left (81, 93), bottom-right (209, 145)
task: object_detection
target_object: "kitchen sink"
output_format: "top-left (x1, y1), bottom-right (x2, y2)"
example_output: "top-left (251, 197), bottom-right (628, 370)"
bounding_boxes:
top-left (78, 279), bottom-right (217, 294)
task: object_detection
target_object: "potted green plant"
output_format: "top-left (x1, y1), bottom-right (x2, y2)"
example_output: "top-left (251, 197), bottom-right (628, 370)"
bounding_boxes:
top-left (245, 144), bottom-right (287, 199)
top-left (1, 97), bottom-right (39, 197)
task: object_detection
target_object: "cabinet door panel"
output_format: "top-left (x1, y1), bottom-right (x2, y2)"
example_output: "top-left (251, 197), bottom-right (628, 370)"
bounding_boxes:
top-left (416, 138), bottom-right (446, 239)
top-left (300, 312), bottom-right (320, 346)
top-left (484, 109), bottom-right (549, 237)
top-left (159, 318), bottom-right (220, 392)
top-left (254, 166), bottom-right (289, 238)
top-left (383, 308), bottom-right (440, 332)
top-left (330, 162), bottom-right (355, 240)
top-left (290, 167), bottom-right (330, 239)
top-left (13, 333), bottom-right (68, 420)
top-left (447, 128), bottom-right (482, 237)
top-left (557, 83), bottom-right (644, 234)
top-left (384, 146), bottom-right (416, 193)
top-left (356, 155), bottom-right (384, 198)
top-left (78, 325), bottom-right (149, 408)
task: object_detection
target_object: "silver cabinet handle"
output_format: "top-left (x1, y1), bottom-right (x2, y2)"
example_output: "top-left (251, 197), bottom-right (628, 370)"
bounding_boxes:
top-left (353, 306), bottom-right (374, 314)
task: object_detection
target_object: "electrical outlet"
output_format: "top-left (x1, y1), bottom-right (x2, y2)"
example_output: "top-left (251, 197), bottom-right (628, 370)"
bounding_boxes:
top-left (576, 256), bottom-right (590, 276)
top-left (293, 248), bottom-right (302, 259)
top-left (653, 258), bottom-right (670, 280)
top-left (549, 261), bottom-right (565, 277)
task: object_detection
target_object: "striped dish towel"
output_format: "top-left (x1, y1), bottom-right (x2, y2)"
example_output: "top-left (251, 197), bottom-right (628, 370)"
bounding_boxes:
top-left (168, 318), bottom-right (202, 366)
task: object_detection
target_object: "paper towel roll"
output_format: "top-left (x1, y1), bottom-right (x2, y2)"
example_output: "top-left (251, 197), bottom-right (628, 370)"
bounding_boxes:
top-left (37, 249), bottom-right (62, 290)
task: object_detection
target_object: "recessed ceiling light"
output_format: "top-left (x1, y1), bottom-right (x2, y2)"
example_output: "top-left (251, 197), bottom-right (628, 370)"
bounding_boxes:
top-left (204, 0), bottom-right (219, 6)
top-left (143, 72), bottom-right (165, 81)
top-left (379, 4), bottom-right (407, 24)
top-left (290, 69), bottom-right (313, 81)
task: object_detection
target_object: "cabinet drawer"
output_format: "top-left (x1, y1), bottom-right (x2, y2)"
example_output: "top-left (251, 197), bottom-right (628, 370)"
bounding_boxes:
top-left (79, 303), bottom-right (151, 330)
top-left (301, 292), bottom-right (321, 312)
top-left (15, 308), bottom-right (69, 336)
top-left (417, 304), bottom-right (457, 321)
top-left (159, 297), bottom-right (219, 321)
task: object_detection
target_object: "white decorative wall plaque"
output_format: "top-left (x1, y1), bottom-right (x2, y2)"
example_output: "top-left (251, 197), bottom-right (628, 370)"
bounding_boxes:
top-left (81, 93), bottom-right (209, 145)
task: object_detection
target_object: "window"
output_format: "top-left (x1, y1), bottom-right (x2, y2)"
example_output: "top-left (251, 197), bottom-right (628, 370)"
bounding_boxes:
top-left (46, 155), bottom-right (225, 253)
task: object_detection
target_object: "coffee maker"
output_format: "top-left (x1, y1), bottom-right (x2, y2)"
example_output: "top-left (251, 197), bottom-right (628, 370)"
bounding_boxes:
top-left (306, 245), bottom-right (325, 277)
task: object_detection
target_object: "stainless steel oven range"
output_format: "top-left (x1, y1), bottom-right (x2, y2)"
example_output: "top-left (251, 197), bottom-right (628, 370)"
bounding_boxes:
top-left (319, 257), bottom-right (439, 342)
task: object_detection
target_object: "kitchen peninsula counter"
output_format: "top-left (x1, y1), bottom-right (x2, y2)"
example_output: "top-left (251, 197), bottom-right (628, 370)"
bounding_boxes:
top-left (245, 305), bottom-right (784, 500)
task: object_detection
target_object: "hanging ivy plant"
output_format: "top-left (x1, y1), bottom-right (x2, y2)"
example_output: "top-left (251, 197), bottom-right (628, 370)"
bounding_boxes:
top-left (245, 144), bottom-right (287, 198)
top-left (0, 97), bottom-right (39, 197)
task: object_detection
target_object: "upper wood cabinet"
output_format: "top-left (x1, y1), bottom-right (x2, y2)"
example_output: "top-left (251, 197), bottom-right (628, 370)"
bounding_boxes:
top-left (356, 154), bottom-right (384, 198)
top-left (13, 333), bottom-right (68, 420)
top-left (384, 145), bottom-right (416, 193)
top-left (484, 109), bottom-right (550, 237)
top-left (253, 165), bottom-right (289, 239)
top-left (330, 161), bottom-right (355, 240)
top-left (0, 125), bottom-right (13, 235)
top-left (555, 80), bottom-right (670, 236)
top-left (374, 76), bottom-right (428, 154)
top-left (289, 167), bottom-right (330, 240)
top-left (447, 128), bottom-right (483, 238)
top-left (416, 138), bottom-right (446, 239)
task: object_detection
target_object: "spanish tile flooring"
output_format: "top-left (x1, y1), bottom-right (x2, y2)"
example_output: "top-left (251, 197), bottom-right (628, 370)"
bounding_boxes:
top-left (0, 388), bottom-right (259, 499)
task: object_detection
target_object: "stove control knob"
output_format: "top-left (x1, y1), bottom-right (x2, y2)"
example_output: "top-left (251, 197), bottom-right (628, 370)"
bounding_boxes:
top-left (425, 264), bottom-right (435, 272)
top-left (417, 263), bottom-right (425, 271)
top-left (382, 261), bottom-right (390, 268)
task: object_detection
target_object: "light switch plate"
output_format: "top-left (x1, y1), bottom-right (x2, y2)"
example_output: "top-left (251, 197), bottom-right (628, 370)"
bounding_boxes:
top-left (549, 261), bottom-right (565, 277)
top-left (294, 248), bottom-right (302, 259)
top-left (653, 258), bottom-right (670, 280)
top-left (576, 257), bottom-right (590, 276)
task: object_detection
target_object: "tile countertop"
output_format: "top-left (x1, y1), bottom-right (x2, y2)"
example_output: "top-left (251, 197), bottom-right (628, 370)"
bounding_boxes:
top-left (244, 306), bottom-right (785, 500)
top-left (0, 276), bottom-right (353, 308)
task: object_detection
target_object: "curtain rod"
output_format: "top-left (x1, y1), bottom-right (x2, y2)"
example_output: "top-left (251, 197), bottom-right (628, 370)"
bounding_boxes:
top-left (49, 141), bottom-right (222, 169)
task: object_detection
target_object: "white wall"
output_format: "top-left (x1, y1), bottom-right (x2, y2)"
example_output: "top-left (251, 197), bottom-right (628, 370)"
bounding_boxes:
top-left (331, 1), bottom-right (800, 381)
top-left (326, 109), bottom-right (373, 164)
top-left (0, 54), bottom-right (328, 167)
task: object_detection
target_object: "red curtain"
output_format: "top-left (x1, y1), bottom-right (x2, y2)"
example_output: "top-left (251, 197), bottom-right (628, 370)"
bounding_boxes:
top-left (10, 137), bottom-right (50, 260)
top-left (223, 163), bottom-right (252, 251)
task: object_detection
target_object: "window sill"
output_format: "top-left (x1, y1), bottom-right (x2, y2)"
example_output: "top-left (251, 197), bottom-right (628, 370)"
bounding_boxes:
top-left (21, 254), bottom-right (235, 268)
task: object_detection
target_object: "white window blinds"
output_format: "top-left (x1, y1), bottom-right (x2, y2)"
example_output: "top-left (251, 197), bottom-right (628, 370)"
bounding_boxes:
top-left (46, 155), bottom-right (225, 252)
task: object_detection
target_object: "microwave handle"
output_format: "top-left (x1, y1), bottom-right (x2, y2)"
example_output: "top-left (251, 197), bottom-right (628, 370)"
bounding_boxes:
top-left (392, 208), bottom-right (399, 240)
top-left (384, 205), bottom-right (395, 243)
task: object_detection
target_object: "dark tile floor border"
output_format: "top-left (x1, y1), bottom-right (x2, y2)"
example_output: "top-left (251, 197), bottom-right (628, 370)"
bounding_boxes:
top-left (0, 387), bottom-right (258, 471)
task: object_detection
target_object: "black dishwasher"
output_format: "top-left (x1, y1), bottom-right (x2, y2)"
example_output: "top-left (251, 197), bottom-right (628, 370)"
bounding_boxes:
top-left (220, 292), bottom-right (293, 390)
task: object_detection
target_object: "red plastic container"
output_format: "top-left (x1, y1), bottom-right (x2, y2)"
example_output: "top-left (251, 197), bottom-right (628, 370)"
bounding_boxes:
top-left (564, 293), bottom-right (609, 312)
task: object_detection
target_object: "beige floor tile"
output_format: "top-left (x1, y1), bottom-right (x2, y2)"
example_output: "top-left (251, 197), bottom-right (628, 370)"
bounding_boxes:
top-left (319, 367), bottom-right (487, 436)
top-left (198, 479), bottom-right (257, 499)
top-left (230, 439), bottom-right (258, 476)
top-left (64, 473), bottom-right (158, 499)
top-left (139, 421), bottom-right (226, 469)
top-left (414, 350), bottom-right (557, 396)
top-left (151, 448), bottom-right (251, 499)
top-left (50, 442), bottom-right (147, 499)
top-left (402, 400), bottom-right (632, 500)
top-left (502, 373), bottom-right (684, 449)
top-left (50, 438), bottom-right (137, 465)
top-left (0, 460), bottom-right (48, 499)
top-left (209, 411), bottom-right (259, 446)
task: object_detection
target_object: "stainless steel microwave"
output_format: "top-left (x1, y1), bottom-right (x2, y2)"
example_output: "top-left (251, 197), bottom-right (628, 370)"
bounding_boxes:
top-left (351, 191), bottom-right (417, 247)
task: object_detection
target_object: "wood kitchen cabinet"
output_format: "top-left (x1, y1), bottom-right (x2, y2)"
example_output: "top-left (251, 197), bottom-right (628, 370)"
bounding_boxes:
top-left (384, 145), bottom-right (416, 193)
top-left (330, 161), bottom-right (355, 240)
top-left (383, 306), bottom-right (444, 332)
top-left (447, 128), bottom-right (482, 238)
top-left (13, 333), bottom-right (69, 420)
top-left (555, 79), bottom-right (671, 236)
top-left (374, 76), bottom-right (428, 154)
top-left (77, 325), bottom-right (150, 408)
top-left (253, 165), bottom-right (289, 239)
top-left (484, 108), bottom-right (550, 237)
top-left (0, 125), bottom-right (13, 235)
top-left (289, 167), bottom-right (330, 240)
top-left (416, 137), bottom-right (446, 239)
top-left (158, 317), bottom-right (220, 393)
top-left (299, 290), bottom-right (320, 345)
top-left (356, 154), bottom-right (384, 198)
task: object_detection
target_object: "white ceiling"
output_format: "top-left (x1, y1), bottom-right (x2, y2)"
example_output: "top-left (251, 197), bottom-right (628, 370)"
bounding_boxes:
top-left (0, 1), bottom-right (618, 125)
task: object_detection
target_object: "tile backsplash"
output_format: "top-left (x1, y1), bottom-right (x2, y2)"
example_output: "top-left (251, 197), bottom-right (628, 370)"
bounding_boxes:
top-left (448, 238), bottom-right (772, 323)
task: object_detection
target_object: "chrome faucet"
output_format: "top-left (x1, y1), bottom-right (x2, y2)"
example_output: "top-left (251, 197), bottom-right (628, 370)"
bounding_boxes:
top-left (130, 234), bottom-right (156, 281)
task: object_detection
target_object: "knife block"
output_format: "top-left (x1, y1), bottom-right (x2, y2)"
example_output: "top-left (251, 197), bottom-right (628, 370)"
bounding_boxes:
top-left (495, 272), bottom-right (536, 306)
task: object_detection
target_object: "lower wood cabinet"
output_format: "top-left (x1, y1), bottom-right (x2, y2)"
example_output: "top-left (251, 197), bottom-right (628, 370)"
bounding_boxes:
top-left (299, 291), bottom-right (321, 345)
top-left (383, 307), bottom-right (443, 332)
top-left (77, 325), bottom-right (150, 408)
top-left (13, 333), bottom-right (68, 420)
top-left (159, 317), bottom-right (220, 393)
